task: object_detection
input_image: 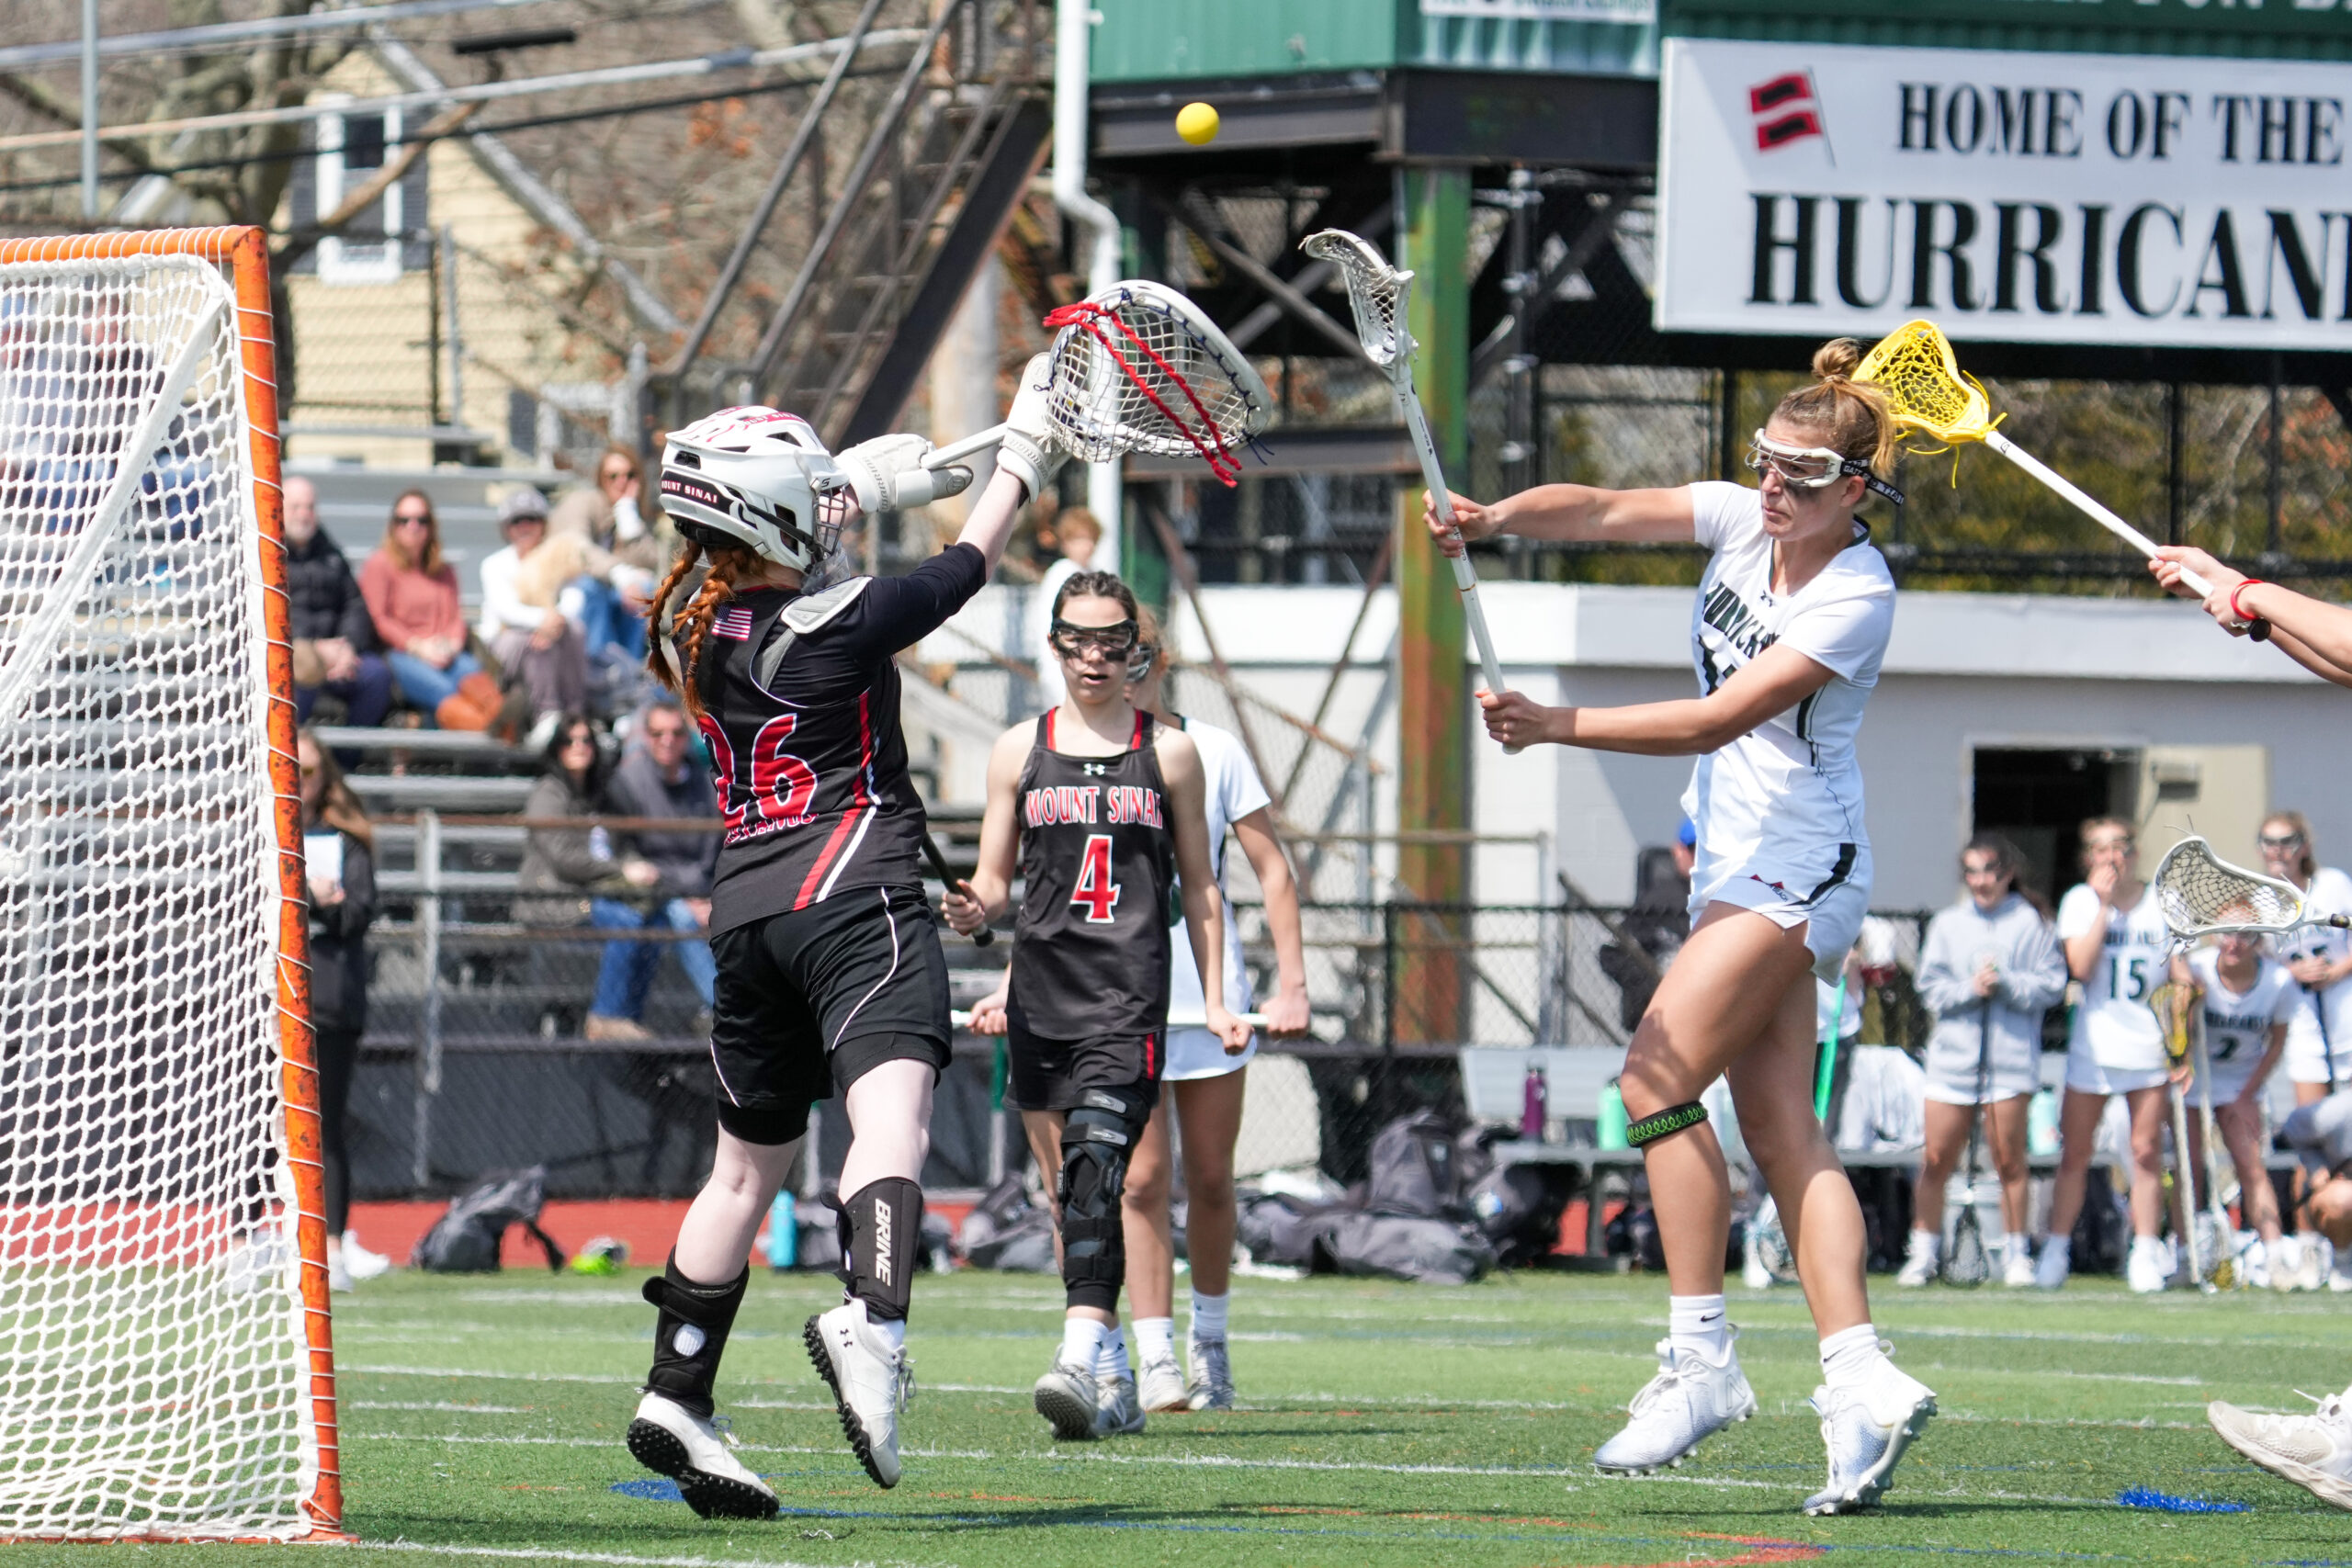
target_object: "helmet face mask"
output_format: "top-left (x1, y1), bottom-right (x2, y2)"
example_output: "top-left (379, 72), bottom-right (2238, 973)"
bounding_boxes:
top-left (659, 407), bottom-right (852, 570)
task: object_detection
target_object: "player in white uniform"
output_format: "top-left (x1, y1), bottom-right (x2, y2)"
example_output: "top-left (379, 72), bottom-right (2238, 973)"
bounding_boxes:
top-left (2043, 818), bottom-right (2178, 1292)
top-left (2174, 933), bottom-right (2299, 1286)
top-left (1121, 610), bottom-right (1311, 1413)
top-left (2256, 813), bottom-right (2352, 1105)
top-left (1430, 340), bottom-right (1934, 1518)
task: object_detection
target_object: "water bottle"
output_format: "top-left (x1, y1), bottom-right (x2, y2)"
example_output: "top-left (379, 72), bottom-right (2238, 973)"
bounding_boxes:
top-left (763, 1190), bottom-right (797, 1269)
top-left (1596, 1079), bottom-right (1630, 1150)
top-left (2028, 1088), bottom-right (2060, 1158)
top-left (1521, 1063), bottom-right (1549, 1142)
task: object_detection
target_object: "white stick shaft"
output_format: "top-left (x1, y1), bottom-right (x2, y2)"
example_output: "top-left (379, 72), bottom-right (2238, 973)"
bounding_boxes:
top-left (1396, 376), bottom-right (1513, 726)
top-left (2170, 1082), bottom-right (2202, 1284)
top-left (925, 423), bottom-right (1007, 468)
top-left (1984, 430), bottom-right (2212, 597)
top-left (952, 1009), bottom-right (1267, 1030)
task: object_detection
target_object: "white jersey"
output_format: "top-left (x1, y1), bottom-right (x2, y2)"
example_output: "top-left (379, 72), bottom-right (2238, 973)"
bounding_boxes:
top-left (1678, 481), bottom-right (1894, 908)
top-left (2056, 882), bottom-right (2173, 1074)
top-left (2186, 944), bottom-right (2299, 1095)
top-left (1164, 716), bottom-right (1265, 1077)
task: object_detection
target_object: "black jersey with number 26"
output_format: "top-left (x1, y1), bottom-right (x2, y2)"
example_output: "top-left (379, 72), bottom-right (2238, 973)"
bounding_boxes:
top-left (694, 544), bottom-right (988, 936)
top-left (1009, 709), bottom-right (1177, 1040)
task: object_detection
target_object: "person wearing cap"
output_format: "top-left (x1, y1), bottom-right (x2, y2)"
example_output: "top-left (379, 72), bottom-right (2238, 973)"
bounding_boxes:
top-left (480, 487), bottom-right (589, 729)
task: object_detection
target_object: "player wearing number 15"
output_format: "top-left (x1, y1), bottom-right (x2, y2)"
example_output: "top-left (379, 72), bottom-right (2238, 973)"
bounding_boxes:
top-left (946, 571), bottom-right (1250, 1443)
top-left (2044, 818), bottom-right (2181, 1293)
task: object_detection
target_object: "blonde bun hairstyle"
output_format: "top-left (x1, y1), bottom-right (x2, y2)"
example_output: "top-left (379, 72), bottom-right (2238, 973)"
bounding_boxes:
top-left (1770, 337), bottom-right (1897, 488)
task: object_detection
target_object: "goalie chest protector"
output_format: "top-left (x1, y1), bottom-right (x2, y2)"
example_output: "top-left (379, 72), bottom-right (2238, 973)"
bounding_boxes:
top-left (1009, 709), bottom-right (1177, 1041)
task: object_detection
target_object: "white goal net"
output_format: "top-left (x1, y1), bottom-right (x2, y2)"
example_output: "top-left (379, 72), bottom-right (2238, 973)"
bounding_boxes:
top-left (0, 232), bottom-right (338, 1540)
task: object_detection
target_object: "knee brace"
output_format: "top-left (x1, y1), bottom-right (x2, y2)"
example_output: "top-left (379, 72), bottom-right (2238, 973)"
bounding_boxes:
top-left (1626, 1100), bottom-right (1709, 1148)
top-left (640, 1257), bottom-right (749, 1416)
top-left (835, 1176), bottom-right (923, 1323)
top-left (1057, 1087), bottom-right (1150, 1313)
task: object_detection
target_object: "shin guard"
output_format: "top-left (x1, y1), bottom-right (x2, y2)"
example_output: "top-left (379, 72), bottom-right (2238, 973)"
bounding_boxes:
top-left (641, 1257), bottom-right (749, 1417)
top-left (837, 1176), bottom-right (922, 1322)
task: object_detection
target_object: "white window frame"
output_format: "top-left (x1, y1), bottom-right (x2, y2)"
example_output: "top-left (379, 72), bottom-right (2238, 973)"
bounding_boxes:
top-left (316, 94), bottom-right (404, 286)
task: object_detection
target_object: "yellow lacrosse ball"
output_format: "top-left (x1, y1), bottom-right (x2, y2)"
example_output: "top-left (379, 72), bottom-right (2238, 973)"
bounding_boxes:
top-left (1176, 102), bottom-right (1220, 145)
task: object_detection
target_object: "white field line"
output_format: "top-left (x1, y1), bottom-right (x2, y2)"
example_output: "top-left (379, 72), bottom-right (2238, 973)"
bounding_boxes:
top-left (356, 1538), bottom-right (887, 1568)
top-left (345, 1364), bottom-right (647, 1386)
top-left (348, 1401), bottom-right (530, 1413)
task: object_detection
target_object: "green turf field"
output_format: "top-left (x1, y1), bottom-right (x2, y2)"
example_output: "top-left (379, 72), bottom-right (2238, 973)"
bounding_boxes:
top-left (63, 1268), bottom-right (2352, 1567)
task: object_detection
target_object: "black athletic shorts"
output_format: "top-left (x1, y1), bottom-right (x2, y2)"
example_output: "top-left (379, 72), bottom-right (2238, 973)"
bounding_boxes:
top-left (707, 884), bottom-right (950, 1145)
top-left (1003, 997), bottom-right (1165, 1113)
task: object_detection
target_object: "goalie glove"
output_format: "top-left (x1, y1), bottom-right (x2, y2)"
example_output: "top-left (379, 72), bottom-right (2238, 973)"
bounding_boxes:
top-left (834, 433), bottom-right (972, 514)
top-left (993, 352), bottom-right (1069, 503)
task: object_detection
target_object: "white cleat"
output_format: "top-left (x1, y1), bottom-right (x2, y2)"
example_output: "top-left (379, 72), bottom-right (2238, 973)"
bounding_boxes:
top-left (1187, 1333), bottom-right (1236, 1412)
top-left (1592, 1337), bottom-right (1757, 1476)
top-left (626, 1392), bottom-right (780, 1519)
top-left (1804, 1350), bottom-right (1938, 1516)
top-left (341, 1231), bottom-right (393, 1281)
top-left (1035, 1355), bottom-right (1102, 1441)
top-left (1894, 1233), bottom-right (1939, 1288)
top-left (804, 1301), bottom-right (913, 1488)
top-left (2329, 1250), bottom-right (2352, 1295)
top-left (2001, 1244), bottom-right (2039, 1290)
top-left (1137, 1355), bottom-right (1189, 1414)
top-left (2292, 1236), bottom-right (2329, 1292)
top-left (2127, 1235), bottom-right (2172, 1294)
top-left (1094, 1371), bottom-right (1147, 1436)
top-left (2210, 1388), bottom-right (2352, 1510)
top-left (2033, 1235), bottom-right (2072, 1291)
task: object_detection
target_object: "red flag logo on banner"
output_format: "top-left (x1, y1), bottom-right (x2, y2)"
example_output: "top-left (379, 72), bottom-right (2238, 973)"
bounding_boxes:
top-left (1749, 71), bottom-right (1826, 153)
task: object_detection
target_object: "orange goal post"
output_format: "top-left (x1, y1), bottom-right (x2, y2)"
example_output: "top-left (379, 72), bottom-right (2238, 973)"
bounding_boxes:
top-left (0, 227), bottom-right (343, 1540)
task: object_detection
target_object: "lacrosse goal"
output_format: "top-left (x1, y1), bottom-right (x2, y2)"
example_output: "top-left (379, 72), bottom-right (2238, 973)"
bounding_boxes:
top-left (0, 229), bottom-right (341, 1540)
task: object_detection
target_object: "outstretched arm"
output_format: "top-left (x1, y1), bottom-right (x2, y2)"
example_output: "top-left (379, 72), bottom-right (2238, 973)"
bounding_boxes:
top-left (1472, 640), bottom-right (1837, 756)
top-left (1426, 483), bottom-right (1696, 552)
top-left (2152, 547), bottom-right (2352, 687)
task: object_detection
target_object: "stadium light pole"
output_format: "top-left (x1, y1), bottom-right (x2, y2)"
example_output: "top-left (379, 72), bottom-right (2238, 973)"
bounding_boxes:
top-left (79, 0), bottom-right (97, 219)
top-left (1054, 0), bottom-right (1122, 572)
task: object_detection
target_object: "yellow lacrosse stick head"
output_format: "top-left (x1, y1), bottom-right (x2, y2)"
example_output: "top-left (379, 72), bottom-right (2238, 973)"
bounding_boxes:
top-left (1854, 319), bottom-right (2001, 449)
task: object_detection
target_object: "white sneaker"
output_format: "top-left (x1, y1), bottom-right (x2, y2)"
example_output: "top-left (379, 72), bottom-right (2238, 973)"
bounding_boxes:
top-left (804, 1302), bottom-right (913, 1488)
top-left (1592, 1337), bottom-right (1757, 1475)
top-left (2033, 1235), bottom-right (2071, 1291)
top-left (1137, 1355), bottom-right (1188, 1414)
top-left (2330, 1249), bottom-right (2352, 1295)
top-left (1742, 1242), bottom-right (1775, 1292)
top-left (626, 1391), bottom-right (779, 1519)
top-left (2270, 1235), bottom-right (2302, 1292)
top-left (1804, 1350), bottom-right (1939, 1516)
top-left (2211, 1387), bottom-right (2352, 1510)
top-left (2001, 1242), bottom-right (2038, 1290)
top-left (2128, 1235), bottom-right (2172, 1293)
top-left (1895, 1232), bottom-right (1939, 1288)
top-left (222, 1231), bottom-right (290, 1295)
top-left (326, 1242), bottom-right (354, 1295)
top-left (341, 1231), bottom-right (392, 1281)
top-left (2294, 1235), bottom-right (2330, 1292)
top-left (1094, 1371), bottom-right (1147, 1436)
top-left (1035, 1355), bottom-right (1102, 1441)
top-left (1186, 1333), bottom-right (1236, 1412)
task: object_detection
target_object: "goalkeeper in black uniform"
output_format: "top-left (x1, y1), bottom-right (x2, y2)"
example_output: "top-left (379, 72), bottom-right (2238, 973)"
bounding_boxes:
top-left (621, 361), bottom-right (1065, 1517)
top-left (947, 570), bottom-right (1249, 1440)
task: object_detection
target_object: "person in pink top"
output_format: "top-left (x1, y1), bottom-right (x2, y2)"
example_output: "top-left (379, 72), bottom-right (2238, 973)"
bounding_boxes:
top-left (356, 489), bottom-right (503, 730)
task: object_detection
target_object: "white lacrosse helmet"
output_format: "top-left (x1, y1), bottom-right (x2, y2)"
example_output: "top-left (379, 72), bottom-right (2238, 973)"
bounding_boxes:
top-left (659, 407), bottom-right (850, 570)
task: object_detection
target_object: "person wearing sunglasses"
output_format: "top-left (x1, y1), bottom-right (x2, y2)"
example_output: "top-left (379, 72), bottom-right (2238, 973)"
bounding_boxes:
top-left (357, 490), bottom-right (503, 729)
top-left (947, 572), bottom-right (1250, 1445)
top-left (2256, 813), bottom-right (2352, 1112)
top-left (1423, 339), bottom-right (1931, 1517)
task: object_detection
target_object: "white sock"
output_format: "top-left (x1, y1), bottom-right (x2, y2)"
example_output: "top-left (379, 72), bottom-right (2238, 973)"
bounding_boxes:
top-left (1191, 1290), bottom-right (1229, 1342)
top-left (873, 1314), bottom-right (907, 1353)
top-left (1907, 1228), bottom-right (1939, 1258)
top-left (1819, 1323), bottom-right (1881, 1390)
top-left (1060, 1314), bottom-right (1108, 1370)
top-left (1133, 1315), bottom-right (1176, 1366)
top-left (1097, 1325), bottom-right (1132, 1383)
top-left (1667, 1292), bottom-right (1733, 1365)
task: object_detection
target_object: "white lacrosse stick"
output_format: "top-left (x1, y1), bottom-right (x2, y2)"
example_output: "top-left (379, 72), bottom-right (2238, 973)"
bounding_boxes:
top-left (2153, 835), bottom-right (2351, 941)
top-left (1299, 228), bottom-right (1515, 750)
top-left (951, 1009), bottom-right (1268, 1031)
top-left (927, 279), bottom-right (1272, 482)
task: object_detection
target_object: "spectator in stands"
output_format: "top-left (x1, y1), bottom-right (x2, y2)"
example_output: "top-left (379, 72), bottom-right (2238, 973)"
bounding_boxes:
top-left (296, 728), bottom-right (388, 1292)
top-left (530, 463), bottom-right (663, 695)
top-left (282, 476), bottom-right (391, 731)
top-left (1903, 834), bottom-right (2067, 1289)
top-left (514, 713), bottom-right (666, 1043)
top-left (1602, 818), bottom-right (1698, 1030)
top-left (1028, 506), bottom-right (1101, 707)
top-left (480, 488), bottom-right (589, 736)
top-left (358, 489), bottom-right (503, 730)
top-left (552, 445), bottom-right (664, 567)
top-left (600, 697), bottom-right (721, 1022)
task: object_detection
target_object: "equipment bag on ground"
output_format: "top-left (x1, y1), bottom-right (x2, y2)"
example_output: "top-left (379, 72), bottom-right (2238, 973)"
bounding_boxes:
top-left (412, 1166), bottom-right (566, 1272)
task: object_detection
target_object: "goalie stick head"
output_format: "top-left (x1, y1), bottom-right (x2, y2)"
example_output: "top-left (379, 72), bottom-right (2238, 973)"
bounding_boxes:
top-left (1298, 228), bottom-right (1411, 369)
top-left (1040, 280), bottom-right (1272, 486)
top-left (2153, 834), bottom-right (2316, 940)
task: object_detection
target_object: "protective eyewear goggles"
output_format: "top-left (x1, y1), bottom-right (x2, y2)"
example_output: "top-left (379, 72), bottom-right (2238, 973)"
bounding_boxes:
top-left (1746, 430), bottom-right (1906, 506)
top-left (1049, 618), bottom-right (1140, 658)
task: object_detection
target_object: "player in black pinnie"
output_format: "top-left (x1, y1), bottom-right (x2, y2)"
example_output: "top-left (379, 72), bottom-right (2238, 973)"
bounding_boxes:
top-left (621, 358), bottom-right (1068, 1517)
top-left (947, 571), bottom-right (1250, 1441)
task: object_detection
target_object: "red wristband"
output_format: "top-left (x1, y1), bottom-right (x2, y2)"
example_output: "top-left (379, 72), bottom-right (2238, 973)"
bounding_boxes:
top-left (2229, 579), bottom-right (2267, 623)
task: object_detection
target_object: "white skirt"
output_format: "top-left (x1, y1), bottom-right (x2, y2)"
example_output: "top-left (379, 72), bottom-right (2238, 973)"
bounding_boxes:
top-left (1690, 845), bottom-right (1871, 985)
top-left (2064, 1046), bottom-right (2169, 1098)
top-left (1164, 1025), bottom-right (1257, 1081)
